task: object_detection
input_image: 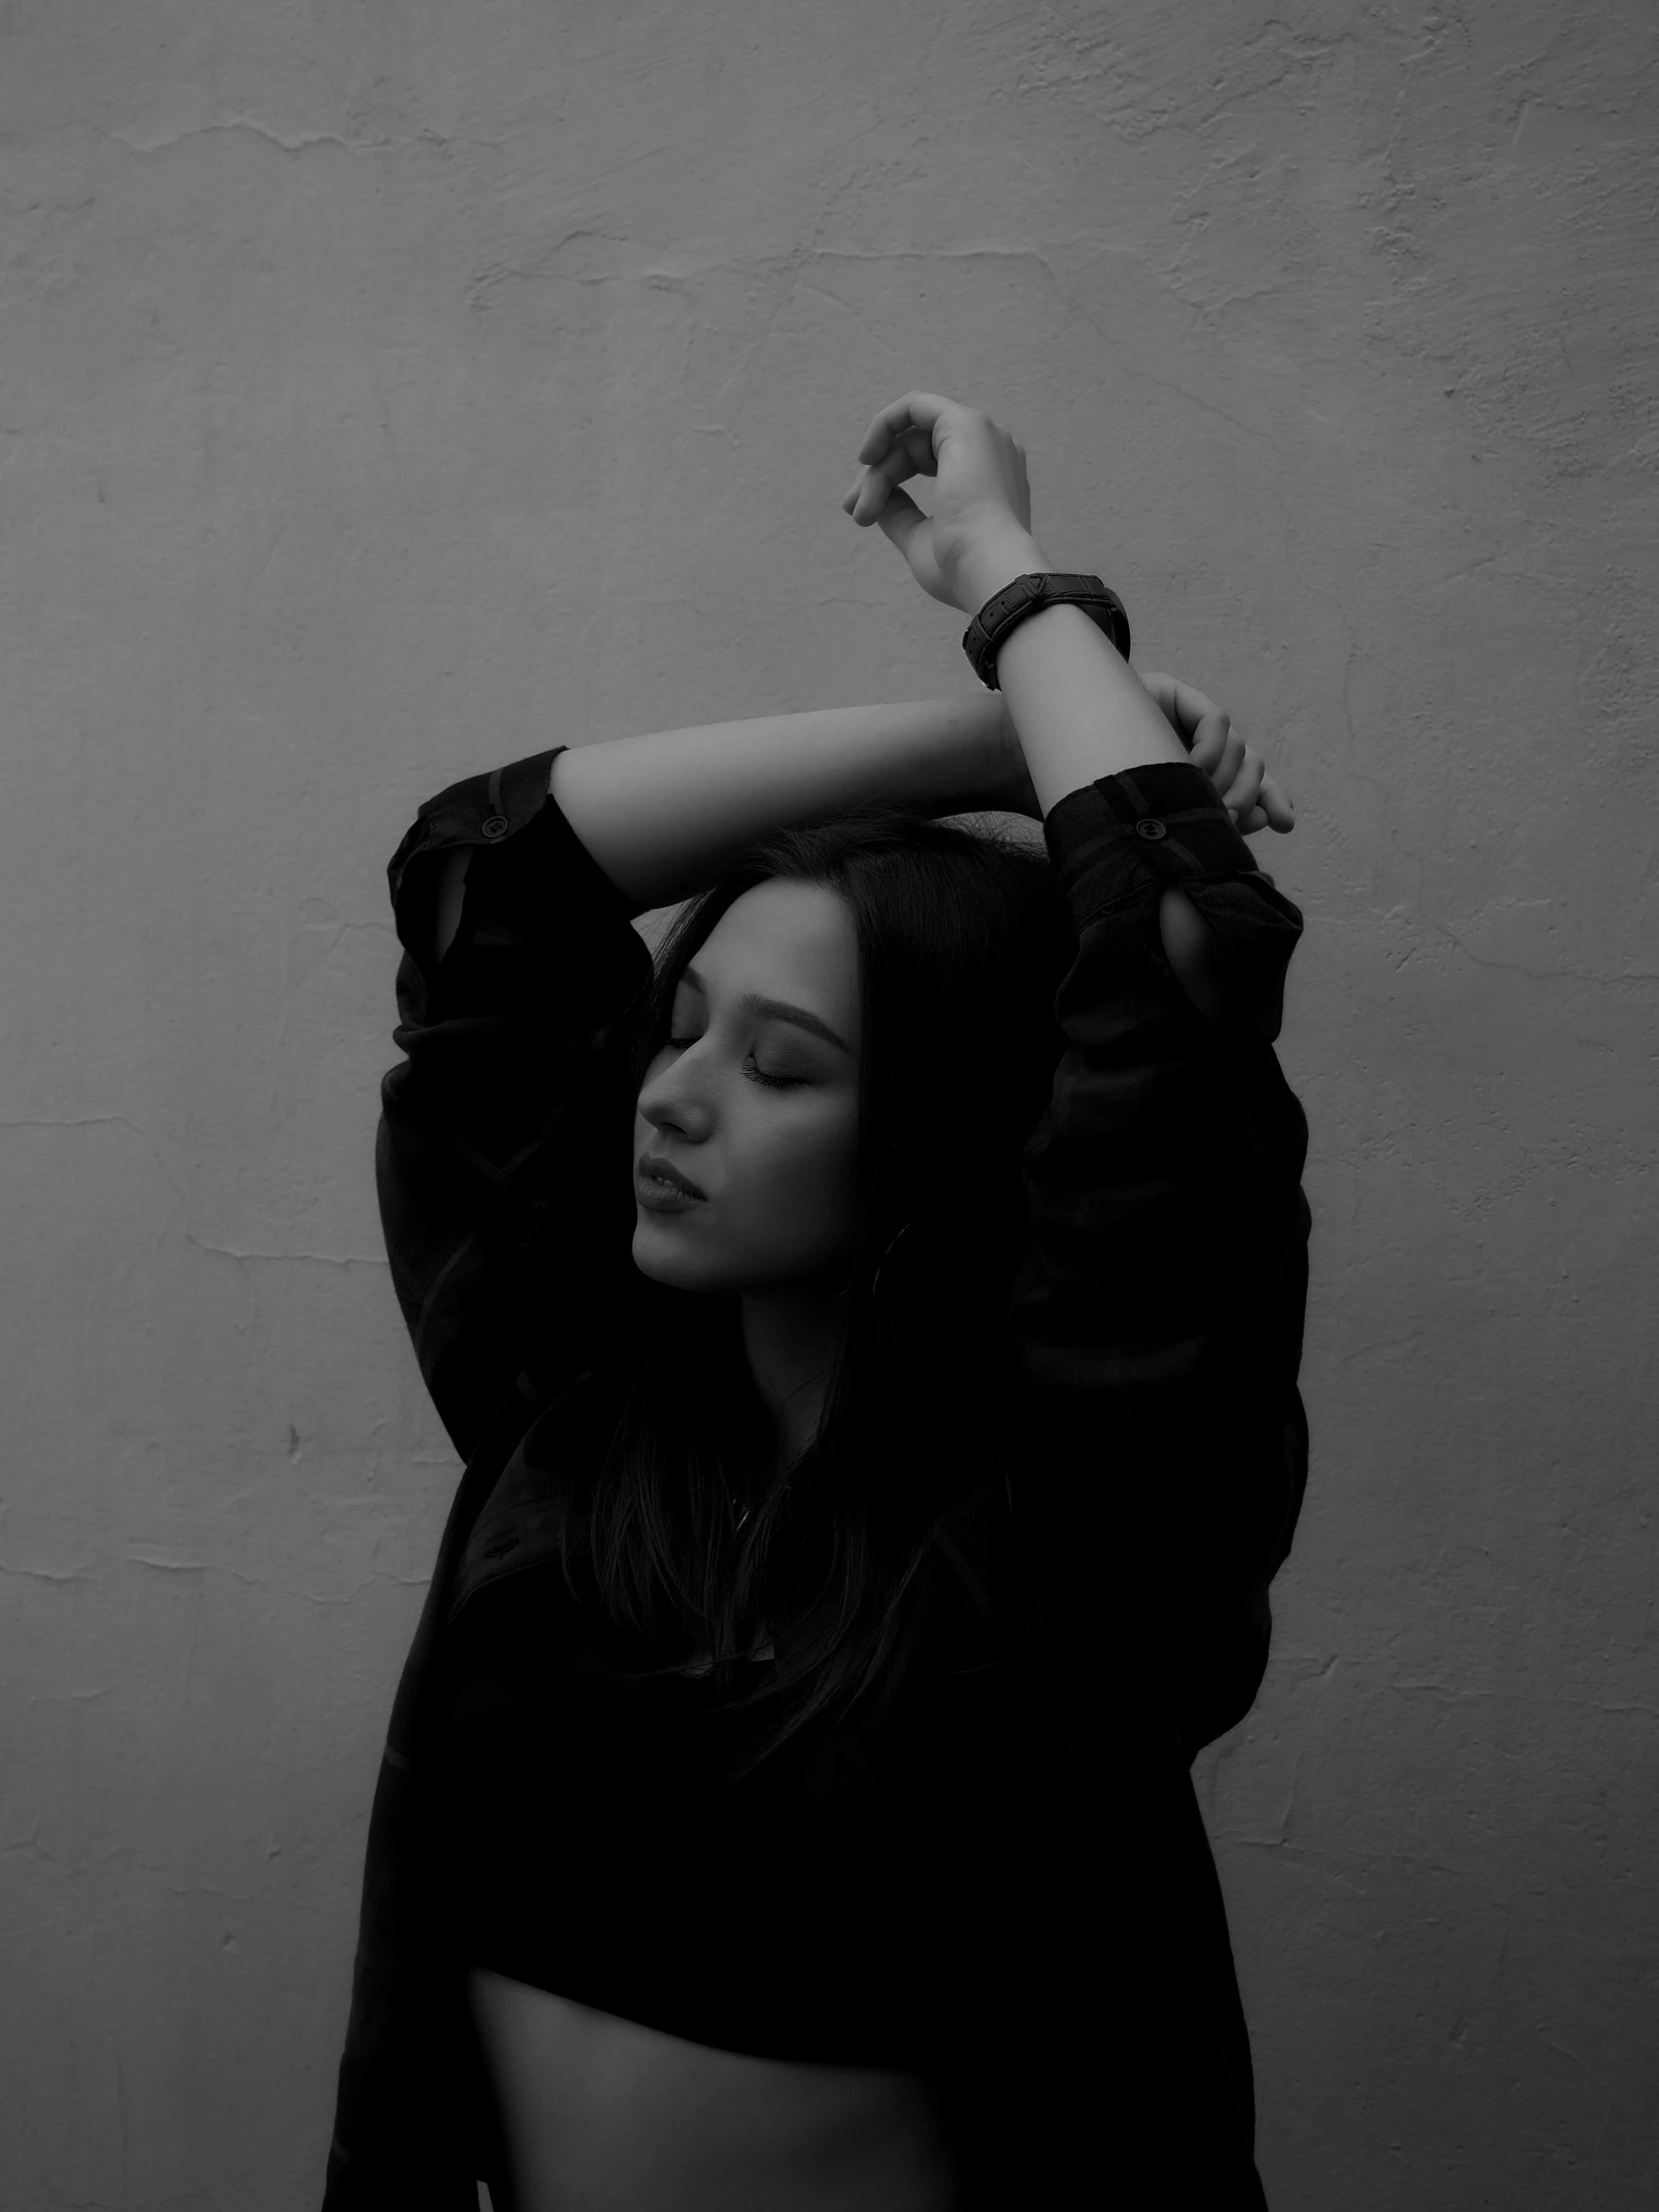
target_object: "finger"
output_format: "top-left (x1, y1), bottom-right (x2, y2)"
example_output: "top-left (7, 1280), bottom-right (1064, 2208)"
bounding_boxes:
top-left (1139, 671), bottom-right (1221, 746)
top-left (856, 391), bottom-right (958, 467)
top-left (1185, 709), bottom-right (1233, 775)
top-left (845, 425), bottom-right (938, 523)
top-left (1221, 748), bottom-right (1267, 827)
top-left (866, 483), bottom-right (928, 559)
top-left (841, 431), bottom-right (932, 522)
top-left (1254, 771), bottom-right (1297, 833)
top-left (1196, 722), bottom-right (1248, 800)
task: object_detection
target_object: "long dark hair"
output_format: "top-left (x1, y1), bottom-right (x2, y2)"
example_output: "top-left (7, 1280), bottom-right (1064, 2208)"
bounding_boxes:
top-left (553, 800), bottom-right (1074, 1776)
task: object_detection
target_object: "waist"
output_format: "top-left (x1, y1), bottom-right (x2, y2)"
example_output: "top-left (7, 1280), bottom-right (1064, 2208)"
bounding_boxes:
top-left (468, 1968), bottom-right (961, 2212)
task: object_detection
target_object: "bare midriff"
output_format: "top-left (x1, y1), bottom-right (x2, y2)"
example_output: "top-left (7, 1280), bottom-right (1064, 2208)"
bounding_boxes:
top-left (468, 1969), bottom-right (961, 2212)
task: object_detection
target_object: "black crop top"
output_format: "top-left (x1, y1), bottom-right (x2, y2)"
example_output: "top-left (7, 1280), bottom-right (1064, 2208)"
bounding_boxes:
top-left (424, 1523), bottom-right (1028, 2073)
top-left (322, 743), bottom-right (1313, 2212)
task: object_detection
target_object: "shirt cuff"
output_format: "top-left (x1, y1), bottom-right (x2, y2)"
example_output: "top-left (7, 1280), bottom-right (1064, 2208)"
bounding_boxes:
top-left (1041, 761), bottom-right (1260, 926)
top-left (387, 745), bottom-right (652, 942)
top-left (1043, 761), bottom-right (1303, 1039)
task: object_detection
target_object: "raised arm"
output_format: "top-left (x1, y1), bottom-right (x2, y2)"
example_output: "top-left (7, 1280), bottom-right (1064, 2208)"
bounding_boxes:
top-left (377, 750), bottom-right (656, 1462)
top-left (844, 392), bottom-right (1311, 1749)
top-left (427, 692), bottom-right (1015, 959)
top-left (843, 392), bottom-right (1295, 1022)
top-left (384, 688), bottom-right (1028, 1464)
top-left (440, 678), bottom-right (1275, 992)
top-left (544, 693), bottom-right (1013, 909)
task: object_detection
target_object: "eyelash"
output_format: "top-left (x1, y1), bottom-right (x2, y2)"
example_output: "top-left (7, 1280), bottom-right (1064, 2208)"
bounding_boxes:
top-left (665, 1036), bottom-right (803, 1091)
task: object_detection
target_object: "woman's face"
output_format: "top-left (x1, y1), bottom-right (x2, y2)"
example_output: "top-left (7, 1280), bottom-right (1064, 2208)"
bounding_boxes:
top-left (632, 879), bottom-right (863, 1294)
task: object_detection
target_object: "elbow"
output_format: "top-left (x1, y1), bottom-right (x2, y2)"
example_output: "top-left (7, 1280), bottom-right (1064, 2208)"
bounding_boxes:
top-left (432, 847), bottom-right (473, 968)
top-left (1158, 885), bottom-right (1223, 1024)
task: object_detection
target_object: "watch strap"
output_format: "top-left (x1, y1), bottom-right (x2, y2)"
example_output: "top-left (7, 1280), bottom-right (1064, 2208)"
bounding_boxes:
top-left (961, 570), bottom-right (1132, 691)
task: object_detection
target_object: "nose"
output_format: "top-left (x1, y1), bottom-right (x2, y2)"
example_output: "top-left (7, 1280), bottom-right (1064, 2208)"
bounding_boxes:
top-left (636, 1062), bottom-right (702, 1139)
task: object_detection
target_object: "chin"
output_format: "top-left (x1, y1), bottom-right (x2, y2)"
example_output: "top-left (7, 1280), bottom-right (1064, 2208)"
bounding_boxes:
top-left (631, 1225), bottom-right (724, 1292)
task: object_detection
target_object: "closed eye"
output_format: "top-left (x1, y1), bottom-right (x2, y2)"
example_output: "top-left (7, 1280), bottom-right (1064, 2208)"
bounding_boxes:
top-left (665, 1036), bottom-right (804, 1091)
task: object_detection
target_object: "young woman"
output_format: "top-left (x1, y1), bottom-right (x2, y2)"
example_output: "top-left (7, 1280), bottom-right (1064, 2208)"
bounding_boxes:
top-left (320, 391), bottom-right (1311, 2211)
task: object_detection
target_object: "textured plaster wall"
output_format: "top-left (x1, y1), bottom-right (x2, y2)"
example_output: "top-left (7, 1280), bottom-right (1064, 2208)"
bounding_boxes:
top-left (2, 4), bottom-right (1655, 2207)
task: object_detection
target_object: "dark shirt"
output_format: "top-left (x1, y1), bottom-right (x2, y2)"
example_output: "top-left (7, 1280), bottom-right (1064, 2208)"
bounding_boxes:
top-left (321, 745), bottom-right (1312, 2210)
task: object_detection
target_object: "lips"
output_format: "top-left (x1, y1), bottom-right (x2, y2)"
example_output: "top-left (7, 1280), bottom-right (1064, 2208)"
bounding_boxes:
top-left (637, 1152), bottom-right (707, 1201)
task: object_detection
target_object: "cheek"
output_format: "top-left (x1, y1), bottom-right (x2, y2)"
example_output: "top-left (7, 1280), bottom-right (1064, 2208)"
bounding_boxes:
top-left (744, 1110), bottom-right (860, 1233)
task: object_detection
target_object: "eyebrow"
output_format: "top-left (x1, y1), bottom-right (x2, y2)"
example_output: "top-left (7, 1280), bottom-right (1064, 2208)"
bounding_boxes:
top-left (680, 966), bottom-right (852, 1055)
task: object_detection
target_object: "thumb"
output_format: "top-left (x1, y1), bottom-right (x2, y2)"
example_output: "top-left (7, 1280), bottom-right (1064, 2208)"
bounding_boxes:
top-left (869, 482), bottom-right (925, 549)
top-left (845, 474), bottom-right (953, 603)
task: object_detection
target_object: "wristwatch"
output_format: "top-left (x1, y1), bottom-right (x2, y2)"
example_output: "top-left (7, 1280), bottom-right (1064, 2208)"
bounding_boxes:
top-left (962, 570), bottom-right (1132, 691)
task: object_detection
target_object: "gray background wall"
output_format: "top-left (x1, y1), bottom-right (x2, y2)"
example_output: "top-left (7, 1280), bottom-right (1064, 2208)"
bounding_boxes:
top-left (3, 3), bottom-right (1655, 2206)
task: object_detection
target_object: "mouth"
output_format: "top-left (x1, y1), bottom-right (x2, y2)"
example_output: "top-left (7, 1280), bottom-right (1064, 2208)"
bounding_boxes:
top-left (636, 1153), bottom-right (707, 1204)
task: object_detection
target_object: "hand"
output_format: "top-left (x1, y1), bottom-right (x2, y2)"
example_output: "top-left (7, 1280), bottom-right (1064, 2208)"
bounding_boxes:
top-left (1138, 672), bottom-right (1295, 833)
top-left (982, 677), bottom-right (1296, 834)
top-left (841, 391), bottom-right (1034, 612)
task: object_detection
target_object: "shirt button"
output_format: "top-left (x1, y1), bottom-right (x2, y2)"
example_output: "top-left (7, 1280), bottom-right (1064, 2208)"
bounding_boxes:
top-left (480, 815), bottom-right (509, 839)
top-left (1136, 818), bottom-right (1167, 841)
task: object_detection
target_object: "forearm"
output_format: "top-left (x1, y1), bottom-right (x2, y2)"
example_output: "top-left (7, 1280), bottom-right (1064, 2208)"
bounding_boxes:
top-left (956, 529), bottom-right (1224, 1016)
top-left (956, 531), bottom-right (1189, 817)
top-left (548, 694), bottom-right (1009, 907)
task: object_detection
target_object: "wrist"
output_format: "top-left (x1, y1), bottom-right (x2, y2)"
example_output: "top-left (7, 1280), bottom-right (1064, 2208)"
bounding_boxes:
top-left (953, 529), bottom-right (1054, 616)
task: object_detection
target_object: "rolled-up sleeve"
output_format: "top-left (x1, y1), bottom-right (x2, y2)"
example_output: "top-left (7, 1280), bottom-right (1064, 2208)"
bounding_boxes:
top-left (1008, 760), bottom-right (1312, 1755)
top-left (377, 747), bottom-right (655, 1465)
